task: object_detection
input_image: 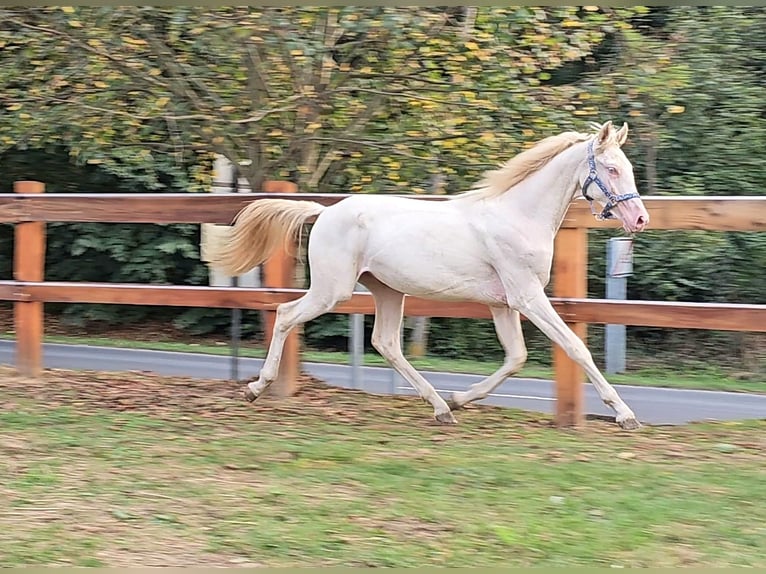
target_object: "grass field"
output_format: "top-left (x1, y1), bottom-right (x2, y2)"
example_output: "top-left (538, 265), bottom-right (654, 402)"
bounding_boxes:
top-left (3, 331), bottom-right (764, 394)
top-left (1, 365), bottom-right (764, 567)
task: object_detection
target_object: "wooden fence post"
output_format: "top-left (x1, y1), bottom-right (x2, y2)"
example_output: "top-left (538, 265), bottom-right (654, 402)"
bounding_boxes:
top-left (552, 226), bottom-right (588, 427)
top-left (13, 181), bottom-right (46, 377)
top-left (261, 180), bottom-right (301, 397)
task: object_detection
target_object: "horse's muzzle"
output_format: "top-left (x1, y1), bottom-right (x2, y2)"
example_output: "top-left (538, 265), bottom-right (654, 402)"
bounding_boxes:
top-left (614, 198), bottom-right (650, 233)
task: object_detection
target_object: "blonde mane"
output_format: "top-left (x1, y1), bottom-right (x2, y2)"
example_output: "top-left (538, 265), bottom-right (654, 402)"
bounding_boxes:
top-left (455, 125), bottom-right (606, 200)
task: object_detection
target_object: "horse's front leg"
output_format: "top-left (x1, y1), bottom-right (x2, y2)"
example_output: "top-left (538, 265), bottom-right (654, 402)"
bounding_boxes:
top-left (513, 288), bottom-right (640, 430)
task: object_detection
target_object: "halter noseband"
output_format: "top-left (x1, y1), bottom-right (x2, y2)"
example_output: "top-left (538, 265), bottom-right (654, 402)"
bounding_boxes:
top-left (581, 140), bottom-right (640, 220)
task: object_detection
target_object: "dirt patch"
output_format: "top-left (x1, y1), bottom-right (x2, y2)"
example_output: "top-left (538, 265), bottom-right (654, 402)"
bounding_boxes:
top-left (0, 364), bottom-right (558, 433)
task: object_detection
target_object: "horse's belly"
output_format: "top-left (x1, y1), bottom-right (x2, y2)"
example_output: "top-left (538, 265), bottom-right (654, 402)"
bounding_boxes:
top-left (363, 234), bottom-right (506, 305)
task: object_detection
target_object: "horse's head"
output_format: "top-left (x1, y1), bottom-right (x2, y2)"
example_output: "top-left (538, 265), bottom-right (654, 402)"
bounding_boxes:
top-left (579, 121), bottom-right (649, 233)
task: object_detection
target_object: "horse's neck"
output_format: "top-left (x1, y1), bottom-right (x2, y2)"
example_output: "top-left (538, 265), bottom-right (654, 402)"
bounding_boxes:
top-left (496, 142), bottom-right (585, 236)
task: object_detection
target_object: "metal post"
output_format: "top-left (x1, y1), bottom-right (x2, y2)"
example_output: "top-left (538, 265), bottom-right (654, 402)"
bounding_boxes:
top-left (200, 156), bottom-right (260, 382)
top-left (230, 275), bottom-right (241, 381)
top-left (605, 237), bottom-right (634, 374)
top-left (229, 166), bottom-right (243, 382)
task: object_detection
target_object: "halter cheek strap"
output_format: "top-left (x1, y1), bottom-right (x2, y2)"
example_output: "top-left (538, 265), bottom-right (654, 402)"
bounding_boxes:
top-left (581, 140), bottom-right (640, 220)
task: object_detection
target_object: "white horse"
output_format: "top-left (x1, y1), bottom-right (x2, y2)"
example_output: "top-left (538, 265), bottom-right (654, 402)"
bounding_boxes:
top-left (212, 121), bottom-right (650, 430)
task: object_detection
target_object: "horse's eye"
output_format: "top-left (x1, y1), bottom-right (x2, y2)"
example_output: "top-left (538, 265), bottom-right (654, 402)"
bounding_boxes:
top-left (607, 166), bottom-right (619, 176)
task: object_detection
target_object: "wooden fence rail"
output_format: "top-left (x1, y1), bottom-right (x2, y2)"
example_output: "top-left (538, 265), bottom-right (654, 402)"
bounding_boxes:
top-left (1, 181), bottom-right (764, 426)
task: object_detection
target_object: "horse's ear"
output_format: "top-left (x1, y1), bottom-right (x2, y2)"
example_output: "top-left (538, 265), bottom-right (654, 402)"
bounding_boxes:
top-left (596, 121), bottom-right (614, 147)
top-left (616, 122), bottom-right (629, 146)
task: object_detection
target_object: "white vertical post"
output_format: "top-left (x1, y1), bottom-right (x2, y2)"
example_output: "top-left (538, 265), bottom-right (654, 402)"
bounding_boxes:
top-left (605, 237), bottom-right (634, 374)
top-left (203, 155), bottom-right (260, 289)
top-left (200, 155), bottom-right (261, 381)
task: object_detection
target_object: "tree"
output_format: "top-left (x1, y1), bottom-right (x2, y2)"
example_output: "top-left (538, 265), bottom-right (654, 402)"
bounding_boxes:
top-left (1, 6), bottom-right (639, 193)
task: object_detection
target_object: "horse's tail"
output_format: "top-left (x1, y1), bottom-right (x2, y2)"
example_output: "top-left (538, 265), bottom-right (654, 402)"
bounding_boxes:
top-left (210, 199), bottom-right (325, 276)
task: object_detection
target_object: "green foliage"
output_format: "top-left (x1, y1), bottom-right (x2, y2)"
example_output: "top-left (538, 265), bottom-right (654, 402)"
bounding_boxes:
top-left (0, 147), bottom-right (226, 331)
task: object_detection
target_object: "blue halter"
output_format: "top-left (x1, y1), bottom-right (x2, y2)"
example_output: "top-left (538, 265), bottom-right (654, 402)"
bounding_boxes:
top-left (581, 140), bottom-right (640, 220)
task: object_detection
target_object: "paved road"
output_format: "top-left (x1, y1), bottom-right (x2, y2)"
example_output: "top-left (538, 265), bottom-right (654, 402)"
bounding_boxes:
top-left (1, 341), bottom-right (764, 426)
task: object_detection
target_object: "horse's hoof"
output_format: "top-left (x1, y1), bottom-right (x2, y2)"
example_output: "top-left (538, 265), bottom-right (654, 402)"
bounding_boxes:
top-left (435, 410), bottom-right (458, 425)
top-left (446, 392), bottom-right (465, 411)
top-left (243, 386), bottom-right (257, 403)
top-left (617, 415), bottom-right (641, 431)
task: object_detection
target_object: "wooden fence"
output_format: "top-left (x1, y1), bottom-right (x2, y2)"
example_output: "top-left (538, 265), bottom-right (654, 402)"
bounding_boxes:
top-left (1, 180), bottom-right (765, 427)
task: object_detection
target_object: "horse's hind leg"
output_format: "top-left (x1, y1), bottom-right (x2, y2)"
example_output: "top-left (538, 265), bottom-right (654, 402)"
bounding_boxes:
top-left (245, 262), bottom-right (356, 402)
top-left (448, 305), bottom-right (527, 410)
top-left (361, 274), bottom-right (456, 424)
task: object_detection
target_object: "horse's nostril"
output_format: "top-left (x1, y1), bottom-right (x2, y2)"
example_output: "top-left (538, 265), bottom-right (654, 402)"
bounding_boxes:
top-left (636, 215), bottom-right (647, 226)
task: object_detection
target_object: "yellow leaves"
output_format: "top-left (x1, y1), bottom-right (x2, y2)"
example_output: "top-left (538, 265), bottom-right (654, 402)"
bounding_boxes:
top-left (19, 113), bottom-right (31, 120)
top-left (583, 6), bottom-right (600, 11)
top-left (219, 105), bottom-right (236, 113)
top-left (628, 109), bottom-right (642, 117)
top-left (68, 20), bottom-right (82, 28)
top-left (290, 49), bottom-right (303, 57)
top-left (305, 122), bottom-right (322, 133)
top-left (6, 103), bottom-right (22, 111)
top-left (562, 20), bottom-right (583, 28)
top-left (464, 41), bottom-right (480, 51)
top-left (93, 81), bottom-right (109, 89)
top-left (155, 96), bottom-right (170, 108)
top-left (121, 36), bottom-right (147, 47)
top-left (268, 129), bottom-right (283, 136)
top-left (445, 116), bottom-right (466, 127)
top-left (60, 6), bottom-right (75, 13)
top-left (473, 49), bottom-right (493, 62)
top-left (212, 136), bottom-right (225, 144)
top-left (667, 105), bottom-right (685, 114)
top-left (479, 131), bottom-right (496, 142)
top-left (149, 68), bottom-right (163, 77)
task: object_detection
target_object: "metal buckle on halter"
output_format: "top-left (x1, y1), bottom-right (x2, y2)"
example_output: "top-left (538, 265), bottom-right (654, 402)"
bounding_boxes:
top-left (581, 140), bottom-right (639, 221)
